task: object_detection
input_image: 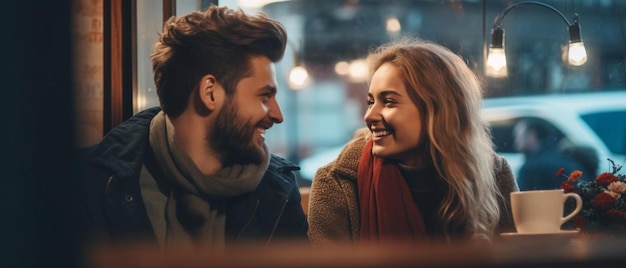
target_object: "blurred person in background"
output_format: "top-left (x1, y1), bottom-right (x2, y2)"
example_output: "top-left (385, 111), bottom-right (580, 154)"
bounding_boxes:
top-left (561, 144), bottom-right (600, 180)
top-left (307, 37), bottom-right (518, 245)
top-left (513, 118), bottom-right (583, 190)
top-left (76, 5), bottom-right (307, 249)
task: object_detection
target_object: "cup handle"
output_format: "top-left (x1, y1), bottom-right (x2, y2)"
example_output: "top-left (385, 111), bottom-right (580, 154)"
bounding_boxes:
top-left (561, 193), bottom-right (583, 225)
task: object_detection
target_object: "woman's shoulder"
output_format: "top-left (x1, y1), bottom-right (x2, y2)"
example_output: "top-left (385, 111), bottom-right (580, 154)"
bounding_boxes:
top-left (315, 128), bottom-right (370, 181)
top-left (492, 154), bottom-right (509, 171)
top-left (492, 154), bottom-right (519, 191)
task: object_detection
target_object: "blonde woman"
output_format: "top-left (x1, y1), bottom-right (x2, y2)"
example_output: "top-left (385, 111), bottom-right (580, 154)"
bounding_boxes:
top-left (307, 37), bottom-right (518, 244)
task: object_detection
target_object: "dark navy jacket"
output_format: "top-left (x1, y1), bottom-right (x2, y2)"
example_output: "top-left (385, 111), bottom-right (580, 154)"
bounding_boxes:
top-left (76, 107), bottom-right (308, 245)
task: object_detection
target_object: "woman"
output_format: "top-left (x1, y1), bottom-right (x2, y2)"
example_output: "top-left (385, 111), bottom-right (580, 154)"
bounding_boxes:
top-left (307, 38), bottom-right (518, 245)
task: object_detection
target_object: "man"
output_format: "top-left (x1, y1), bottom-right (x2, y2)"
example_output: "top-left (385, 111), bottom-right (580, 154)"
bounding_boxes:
top-left (77, 5), bottom-right (307, 249)
top-left (513, 118), bottom-right (580, 190)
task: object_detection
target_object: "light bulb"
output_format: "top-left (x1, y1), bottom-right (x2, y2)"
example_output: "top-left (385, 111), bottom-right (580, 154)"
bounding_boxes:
top-left (486, 47), bottom-right (508, 78)
top-left (288, 66), bottom-right (310, 89)
top-left (568, 42), bottom-right (587, 66)
top-left (348, 59), bottom-right (368, 82)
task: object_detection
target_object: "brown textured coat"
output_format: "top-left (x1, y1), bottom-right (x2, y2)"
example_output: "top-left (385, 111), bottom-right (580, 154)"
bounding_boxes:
top-left (307, 129), bottom-right (519, 244)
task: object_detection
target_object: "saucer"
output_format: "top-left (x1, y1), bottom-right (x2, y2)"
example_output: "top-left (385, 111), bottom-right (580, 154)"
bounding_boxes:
top-left (499, 230), bottom-right (581, 242)
top-left (500, 230), bottom-right (579, 236)
top-left (498, 230), bottom-right (582, 246)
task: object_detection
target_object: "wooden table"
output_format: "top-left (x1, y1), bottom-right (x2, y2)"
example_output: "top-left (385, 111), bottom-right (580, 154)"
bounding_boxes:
top-left (87, 234), bottom-right (626, 268)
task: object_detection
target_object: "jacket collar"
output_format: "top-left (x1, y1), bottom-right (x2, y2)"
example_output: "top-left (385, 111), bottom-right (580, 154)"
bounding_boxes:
top-left (85, 107), bottom-right (161, 177)
top-left (331, 128), bottom-right (370, 181)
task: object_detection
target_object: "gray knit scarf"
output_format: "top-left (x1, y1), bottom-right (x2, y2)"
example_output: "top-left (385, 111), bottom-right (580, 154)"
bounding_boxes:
top-left (149, 111), bottom-right (269, 248)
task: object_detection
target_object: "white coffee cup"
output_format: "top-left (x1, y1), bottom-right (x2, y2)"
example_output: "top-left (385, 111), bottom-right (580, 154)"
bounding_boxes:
top-left (510, 189), bottom-right (583, 234)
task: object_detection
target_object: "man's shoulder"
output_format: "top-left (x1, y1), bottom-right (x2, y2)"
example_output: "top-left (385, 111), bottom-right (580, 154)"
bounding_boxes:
top-left (80, 107), bottom-right (161, 177)
top-left (257, 154), bottom-right (300, 192)
top-left (266, 154), bottom-right (299, 180)
top-left (268, 154), bottom-right (299, 171)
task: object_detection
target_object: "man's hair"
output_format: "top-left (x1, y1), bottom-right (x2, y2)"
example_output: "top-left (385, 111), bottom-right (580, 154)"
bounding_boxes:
top-left (151, 5), bottom-right (287, 117)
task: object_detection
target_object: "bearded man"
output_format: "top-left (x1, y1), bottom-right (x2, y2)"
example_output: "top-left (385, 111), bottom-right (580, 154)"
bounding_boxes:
top-left (76, 5), bottom-right (307, 249)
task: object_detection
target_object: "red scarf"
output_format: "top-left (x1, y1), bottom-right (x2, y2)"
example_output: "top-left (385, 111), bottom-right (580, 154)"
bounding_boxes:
top-left (357, 139), bottom-right (427, 242)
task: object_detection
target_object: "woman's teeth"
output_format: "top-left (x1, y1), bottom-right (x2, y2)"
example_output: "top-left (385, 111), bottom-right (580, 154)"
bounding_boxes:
top-left (372, 130), bottom-right (390, 138)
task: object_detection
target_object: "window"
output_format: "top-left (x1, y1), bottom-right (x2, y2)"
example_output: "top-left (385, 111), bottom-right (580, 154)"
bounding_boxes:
top-left (119, 0), bottom-right (626, 181)
top-left (582, 111), bottom-right (626, 155)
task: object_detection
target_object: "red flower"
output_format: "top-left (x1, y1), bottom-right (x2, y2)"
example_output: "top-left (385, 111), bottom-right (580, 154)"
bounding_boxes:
top-left (556, 168), bottom-right (565, 177)
top-left (606, 209), bottom-right (626, 220)
top-left (555, 159), bottom-right (626, 234)
top-left (567, 170), bottom-right (583, 183)
top-left (593, 192), bottom-right (616, 211)
top-left (596, 172), bottom-right (619, 186)
top-left (561, 181), bottom-right (576, 193)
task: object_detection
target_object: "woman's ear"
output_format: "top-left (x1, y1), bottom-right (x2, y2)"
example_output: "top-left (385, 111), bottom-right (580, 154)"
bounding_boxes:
top-left (198, 74), bottom-right (219, 111)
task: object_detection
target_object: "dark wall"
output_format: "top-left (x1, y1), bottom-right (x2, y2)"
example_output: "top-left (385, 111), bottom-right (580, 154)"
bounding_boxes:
top-left (2, 1), bottom-right (77, 268)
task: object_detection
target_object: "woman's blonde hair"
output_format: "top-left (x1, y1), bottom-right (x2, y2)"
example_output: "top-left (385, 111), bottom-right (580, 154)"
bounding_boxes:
top-left (367, 37), bottom-right (501, 240)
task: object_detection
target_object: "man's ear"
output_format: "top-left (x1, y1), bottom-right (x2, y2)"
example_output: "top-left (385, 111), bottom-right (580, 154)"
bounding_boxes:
top-left (198, 74), bottom-right (220, 111)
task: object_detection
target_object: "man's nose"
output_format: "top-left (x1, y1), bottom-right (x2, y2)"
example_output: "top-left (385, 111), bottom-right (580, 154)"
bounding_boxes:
top-left (268, 99), bottom-right (284, 123)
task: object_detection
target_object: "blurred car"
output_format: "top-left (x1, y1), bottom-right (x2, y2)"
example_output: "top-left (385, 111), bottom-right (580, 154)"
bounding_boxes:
top-left (298, 91), bottom-right (626, 181)
top-left (482, 91), bottom-right (626, 178)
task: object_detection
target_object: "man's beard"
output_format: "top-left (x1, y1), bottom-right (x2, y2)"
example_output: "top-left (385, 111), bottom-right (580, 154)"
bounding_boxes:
top-left (210, 99), bottom-right (267, 167)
